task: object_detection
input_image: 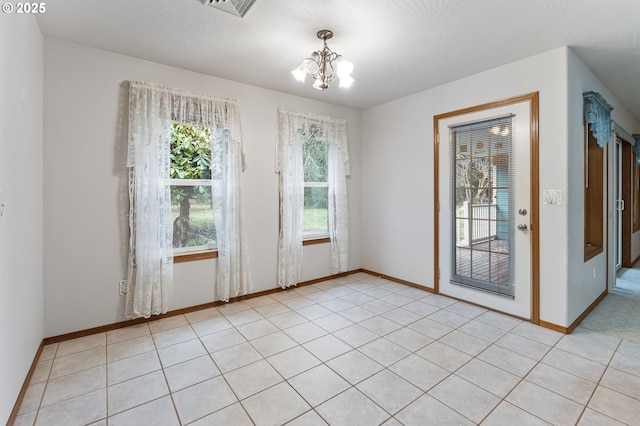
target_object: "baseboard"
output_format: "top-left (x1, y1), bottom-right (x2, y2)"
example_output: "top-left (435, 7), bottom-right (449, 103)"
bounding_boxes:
top-left (359, 269), bottom-right (435, 293)
top-left (7, 340), bottom-right (44, 426)
top-left (537, 320), bottom-right (568, 334)
top-left (538, 288), bottom-right (608, 334)
top-left (43, 269), bottom-right (367, 345)
top-left (566, 289), bottom-right (608, 334)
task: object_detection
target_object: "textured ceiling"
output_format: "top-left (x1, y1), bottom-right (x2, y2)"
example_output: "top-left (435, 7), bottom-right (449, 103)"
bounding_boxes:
top-left (37, 0), bottom-right (640, 119)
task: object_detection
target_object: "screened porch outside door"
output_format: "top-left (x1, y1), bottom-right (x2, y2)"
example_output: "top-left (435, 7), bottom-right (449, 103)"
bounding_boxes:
top-left (451, 116), bottom-right (514, 296)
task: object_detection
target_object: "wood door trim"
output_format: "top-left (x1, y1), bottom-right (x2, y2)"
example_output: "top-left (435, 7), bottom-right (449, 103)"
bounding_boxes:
top-left (433, 92), bottom-right (540, 324)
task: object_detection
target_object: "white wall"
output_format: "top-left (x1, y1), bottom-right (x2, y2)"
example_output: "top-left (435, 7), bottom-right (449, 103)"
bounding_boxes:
top-left (43, 39), bottom-right (361, 337)
top-left (0, 14), bottom-right (44, 424)
top-left (632, 230), bottom-right (640, 265)
top-left (362, 48), bottom-right (571, 326)
top-left (567, 48), bottom-right (640, 322)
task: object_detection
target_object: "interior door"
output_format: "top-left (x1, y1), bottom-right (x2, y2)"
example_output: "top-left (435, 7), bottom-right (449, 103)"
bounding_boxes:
top-left (435, 98), bottom-right (536, 319)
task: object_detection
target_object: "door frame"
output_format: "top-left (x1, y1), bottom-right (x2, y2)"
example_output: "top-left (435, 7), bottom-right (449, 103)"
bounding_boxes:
top-left (433, 92), bottom-right (540, 324)
top-left (621, 139), bottom-right (633, 267)
top-left (614, 138), bottom-right (623, 270)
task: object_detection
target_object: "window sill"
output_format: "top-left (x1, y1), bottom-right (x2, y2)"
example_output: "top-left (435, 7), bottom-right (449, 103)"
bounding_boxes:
top-left (174, 251), bottom-right (218, 263)
top-left (303, 237), bottom-right (330, 246)
top-left (584, 244), bottom-right (603, 262)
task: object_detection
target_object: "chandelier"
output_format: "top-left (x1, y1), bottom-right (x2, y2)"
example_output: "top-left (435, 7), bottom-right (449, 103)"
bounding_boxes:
top-left (291, 30), bottom-right (354, 90)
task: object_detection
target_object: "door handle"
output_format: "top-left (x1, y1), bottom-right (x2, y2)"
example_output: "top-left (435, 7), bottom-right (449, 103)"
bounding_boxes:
top-left (517, 223), bottom-right (528, 231)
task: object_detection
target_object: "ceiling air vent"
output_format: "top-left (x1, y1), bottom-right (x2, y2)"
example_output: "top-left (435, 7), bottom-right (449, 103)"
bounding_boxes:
top-left (199, 0), bottom-right (257, 18)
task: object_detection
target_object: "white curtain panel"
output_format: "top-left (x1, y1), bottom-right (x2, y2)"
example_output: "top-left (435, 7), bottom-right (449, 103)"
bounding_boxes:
top-left (127, 81), bottom-right (252, 318)
top-left (212, 127), bottom-right (253, 302)
top-left (276, 109), bottom-right (350, 288)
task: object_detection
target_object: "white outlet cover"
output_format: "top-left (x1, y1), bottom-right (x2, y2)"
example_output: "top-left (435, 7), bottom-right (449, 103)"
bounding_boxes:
top-left (543, 189), bottom-right (563, 206)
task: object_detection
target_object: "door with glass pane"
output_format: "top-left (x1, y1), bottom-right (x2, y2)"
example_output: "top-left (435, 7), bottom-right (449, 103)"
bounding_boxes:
top-left (451, 116), bottom-right (514, 296)
top-left (436, 96), bottom-right (536, 320)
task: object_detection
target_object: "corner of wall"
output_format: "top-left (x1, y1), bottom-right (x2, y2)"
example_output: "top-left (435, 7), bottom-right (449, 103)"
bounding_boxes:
top-left (0, 14), bottom-right (44, 424)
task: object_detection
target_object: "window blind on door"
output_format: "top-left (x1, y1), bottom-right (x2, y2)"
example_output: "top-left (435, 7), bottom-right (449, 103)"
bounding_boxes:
top-left (449, 115), bottom-right (515, 297)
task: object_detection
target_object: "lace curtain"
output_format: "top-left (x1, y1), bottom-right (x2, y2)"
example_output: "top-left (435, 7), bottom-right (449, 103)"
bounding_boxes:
top-left (276, 109), bottom-right (350, 288)
top-left (127, 81), bottom-right (252, 318)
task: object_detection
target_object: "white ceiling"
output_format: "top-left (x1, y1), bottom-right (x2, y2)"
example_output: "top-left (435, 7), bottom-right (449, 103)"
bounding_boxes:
top-left (37, 0), bottom-right (640, 120)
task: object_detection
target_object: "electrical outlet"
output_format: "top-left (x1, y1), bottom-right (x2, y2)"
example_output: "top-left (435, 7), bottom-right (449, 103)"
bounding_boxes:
top-left (119, 280), bottom-right (128, 295)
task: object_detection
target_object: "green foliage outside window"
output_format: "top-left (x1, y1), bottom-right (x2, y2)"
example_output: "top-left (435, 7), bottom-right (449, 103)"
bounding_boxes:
top-left (170, 122), bottom-right (217, 249)
top-left (302, 135), bottom-right (329, 234)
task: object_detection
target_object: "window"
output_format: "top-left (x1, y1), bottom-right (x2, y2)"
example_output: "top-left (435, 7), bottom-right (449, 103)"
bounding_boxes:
top-left (169, 122), bottom-right (220, 257)
top-left (302, 129), bottom-right (329, 240)
top-left (276, 109), bottom-right (350, 287)
top-left (584, 123), bottom-right (604, 261)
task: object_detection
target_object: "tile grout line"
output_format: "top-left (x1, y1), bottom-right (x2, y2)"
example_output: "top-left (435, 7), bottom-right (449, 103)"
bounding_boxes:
top-left (475, 330), bottom-right (556, 425)
top-left (574, 338), bottom-right (625, 425)
top-left (32, 342), bottom-right (58, 426)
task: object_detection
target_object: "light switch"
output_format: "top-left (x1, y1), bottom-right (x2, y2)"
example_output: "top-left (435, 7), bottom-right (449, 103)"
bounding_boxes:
top-left (543, 189), bottom-right (563, 206)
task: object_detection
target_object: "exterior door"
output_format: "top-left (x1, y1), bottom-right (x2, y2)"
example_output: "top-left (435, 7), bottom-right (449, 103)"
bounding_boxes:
top-left (435, 95), bottom-right (538, 320)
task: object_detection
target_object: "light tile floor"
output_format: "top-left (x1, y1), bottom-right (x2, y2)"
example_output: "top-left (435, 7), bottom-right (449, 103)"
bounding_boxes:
top-left (14, 273), bottom-right (640, 425)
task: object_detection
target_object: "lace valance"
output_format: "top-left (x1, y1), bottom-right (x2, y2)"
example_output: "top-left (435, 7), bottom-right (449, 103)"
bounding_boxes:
top-left (128, 81), bottom-right (244, 168)
top-left (583, 91), bottom-right (613, 147)
top-left (634, 134), bottom-right (640, 164)
top-left (276, 109), bottom-right (350, 175)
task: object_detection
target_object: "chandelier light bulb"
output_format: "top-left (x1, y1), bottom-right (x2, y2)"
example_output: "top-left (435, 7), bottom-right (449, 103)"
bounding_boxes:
top-left (313, 79), bottom-right (328, 90)
top-left (339, 75), bottom-right (354, 88)
top-left (302, 58), bottom-right (319, 75)
top-left (335, 56), bottom-right (354, 77)
top-left (291, 64), bottom-right (307, 83)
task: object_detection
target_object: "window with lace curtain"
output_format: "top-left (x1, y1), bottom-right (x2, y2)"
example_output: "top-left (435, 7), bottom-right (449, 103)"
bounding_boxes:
top-left (169, 122), bottom-right (219, 258)
top-left (302, 128), bottom-right (329, 241)
top-left (582, 91), bottom-right (612, 262)
top-left (127, 81), bottom-right (252, 318)
top-left (276, 109), bottom-right (350, 288)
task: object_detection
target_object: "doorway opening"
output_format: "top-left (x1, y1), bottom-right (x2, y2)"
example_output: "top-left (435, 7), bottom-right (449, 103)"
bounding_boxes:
top-left (611, 131), bottom-right (640, 294)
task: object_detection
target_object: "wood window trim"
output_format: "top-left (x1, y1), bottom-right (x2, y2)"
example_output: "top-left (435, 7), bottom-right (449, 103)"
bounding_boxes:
top-left (303, 237), bottom-right (330, 246)
top-left (584, 123), bottom-right (604, 262)
top-left (584, 244), bottom-right (602, 261)
top-left (634, 160), bottom-right (640, 233)
top-left (174, 250), bottom-right (218, 263)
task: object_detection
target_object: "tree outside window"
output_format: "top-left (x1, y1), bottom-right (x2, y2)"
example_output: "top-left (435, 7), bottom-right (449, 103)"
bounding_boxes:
top-left (169, 122), bottom-right (219, 254)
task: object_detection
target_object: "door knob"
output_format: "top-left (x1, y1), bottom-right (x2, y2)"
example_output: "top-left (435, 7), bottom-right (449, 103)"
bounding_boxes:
top-left (517, 223), bottom-right (528, 231)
